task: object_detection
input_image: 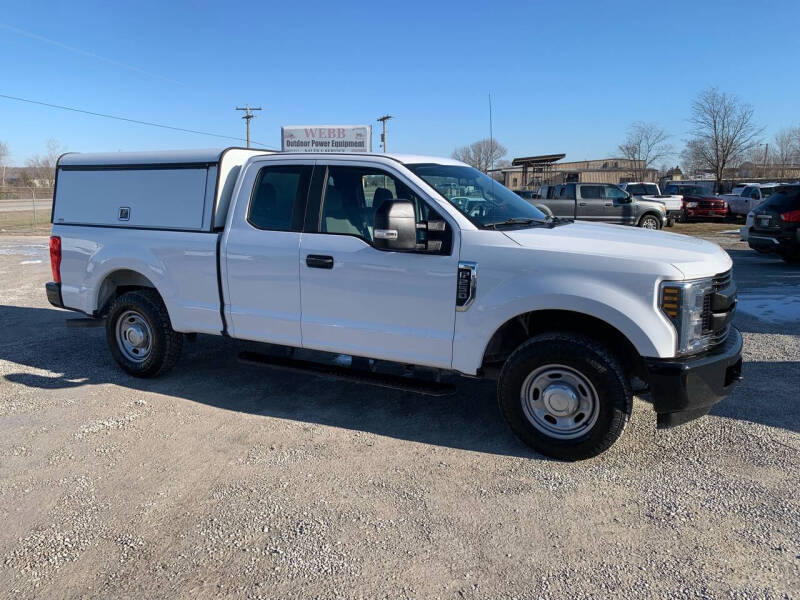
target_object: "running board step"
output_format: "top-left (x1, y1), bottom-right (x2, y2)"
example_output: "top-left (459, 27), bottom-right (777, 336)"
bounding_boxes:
top-left (237, 351), bottom-right (455, 397)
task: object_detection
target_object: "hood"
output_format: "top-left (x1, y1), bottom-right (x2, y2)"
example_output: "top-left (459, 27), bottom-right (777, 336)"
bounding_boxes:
top-left (503, 221), bottom-right (732, 280)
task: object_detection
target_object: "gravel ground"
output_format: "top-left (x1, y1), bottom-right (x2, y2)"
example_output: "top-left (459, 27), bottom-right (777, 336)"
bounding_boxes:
top-left (0, 226), bottom-right (798, 599)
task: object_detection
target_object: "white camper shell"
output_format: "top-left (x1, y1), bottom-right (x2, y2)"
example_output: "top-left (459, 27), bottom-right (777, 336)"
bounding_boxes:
top-left (53, 148), bottom-right (274, 231)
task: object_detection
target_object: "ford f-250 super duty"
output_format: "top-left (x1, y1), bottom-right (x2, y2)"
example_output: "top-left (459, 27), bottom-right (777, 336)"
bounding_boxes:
top-left (46, 148), bottom-right (743, 460)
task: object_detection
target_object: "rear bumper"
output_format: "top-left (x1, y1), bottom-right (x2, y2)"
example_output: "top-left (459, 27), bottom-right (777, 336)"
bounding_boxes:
top-left (644, 327), bottom-right (743, 428)
top-left (46, 282), bottom-right (64, 308)
top-left (748, 229), bottom-right (800, 253)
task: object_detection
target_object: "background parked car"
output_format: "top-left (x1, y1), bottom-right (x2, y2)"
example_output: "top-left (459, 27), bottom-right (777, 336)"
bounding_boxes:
top-left (618, 182), bottom-right (683, 227)
top-left (725, 183), bottom-right (779, 218)
top-left (663, 183), bottom-right (728, 221)
top-left (536, 182), bottom-right (667, 228)
top-left (747, 184), bottom-right (800, 262)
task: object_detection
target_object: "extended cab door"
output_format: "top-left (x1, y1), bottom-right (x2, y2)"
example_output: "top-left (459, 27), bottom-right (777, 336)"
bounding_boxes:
top-left (546, 184), bottom-right (577, 218)
top-left (221, 158), bottom-right (313, 345)
top-left (576, 184), bottom-right (606, 221)
top-left (298, 162), bottom-right (459, 369)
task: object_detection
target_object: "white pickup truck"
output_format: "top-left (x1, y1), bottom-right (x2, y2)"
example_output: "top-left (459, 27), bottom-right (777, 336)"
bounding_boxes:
top-left (617, 182), bottom-right (684, 226)
top-left (724, 183), bottom-right (779, 217)
top-left (46, 148), bottom-right (742, 460)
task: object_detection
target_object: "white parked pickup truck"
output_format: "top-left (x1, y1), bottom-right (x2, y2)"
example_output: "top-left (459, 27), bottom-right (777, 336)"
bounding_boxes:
top-left (46, 149), bottom-right (742, 460)
top-left (617, 182), bottom-right (683, 226)
top-left (724, 183), bottom-right (779, 217)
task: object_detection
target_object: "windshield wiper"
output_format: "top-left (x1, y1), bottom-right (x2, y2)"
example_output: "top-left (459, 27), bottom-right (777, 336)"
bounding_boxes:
top-left (481, 217), bottom-right (543, 230)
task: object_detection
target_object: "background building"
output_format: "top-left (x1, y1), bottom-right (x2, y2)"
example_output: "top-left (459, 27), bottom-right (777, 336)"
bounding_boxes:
top-left (494, 155), bottom-right (658, 189)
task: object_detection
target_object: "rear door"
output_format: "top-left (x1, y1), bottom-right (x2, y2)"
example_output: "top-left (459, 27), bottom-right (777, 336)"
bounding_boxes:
top-left (576, 185), bottom-right (605, 221)
top-left (222, 158), bottom-right (313, 345)
top-left (298, 161), bottom-right (459, 369)
top-left (545, 184), bottom-right (576, 218)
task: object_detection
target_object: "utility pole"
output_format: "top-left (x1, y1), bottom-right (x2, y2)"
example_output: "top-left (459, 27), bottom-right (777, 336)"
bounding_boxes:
top-left (762, 142), bottom-right (769, 179)
top-left (377, 115), bottom-right (393, 153)
top-left (236, 105), bottom-right (262, 148)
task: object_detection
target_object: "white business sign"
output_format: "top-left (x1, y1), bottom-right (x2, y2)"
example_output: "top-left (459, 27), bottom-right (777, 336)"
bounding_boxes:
top-left (281, 125), bottom-right (372, 153)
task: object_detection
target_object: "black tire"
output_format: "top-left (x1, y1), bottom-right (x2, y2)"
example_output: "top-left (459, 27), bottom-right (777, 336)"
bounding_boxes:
top-left (497, 333), bottom-right (632, 461)
top-left (638, 214), bottom-right (662, 230)
top-left (106, 289), bottom-right (183, 377)
top-left (666, 218), bottom-right (675, 227)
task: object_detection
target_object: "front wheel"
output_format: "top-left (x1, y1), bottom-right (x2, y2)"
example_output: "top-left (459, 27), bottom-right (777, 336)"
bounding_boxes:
top-left (106, 289), bottom-right (183, 377)
top-left (498, 333), bottom-right (632, 461)
top-left (638, 214), bottom-right (662, 230)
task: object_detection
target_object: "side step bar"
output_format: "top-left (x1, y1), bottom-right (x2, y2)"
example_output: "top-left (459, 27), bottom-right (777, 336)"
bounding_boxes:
top-left (238, 351), bottom-right (456, 397)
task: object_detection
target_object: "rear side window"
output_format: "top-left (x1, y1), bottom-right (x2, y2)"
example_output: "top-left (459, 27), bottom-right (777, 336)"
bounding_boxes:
top-left (643, 184), bottom-right (659, 195)
top-left (627, 184), bottom-right (646, 195)
top-left (580, 185), bottom-right (604, 199)
top-left (248, 165), bottom-right (311, 231)
top-left (761, 188), bottom-right (800, 211)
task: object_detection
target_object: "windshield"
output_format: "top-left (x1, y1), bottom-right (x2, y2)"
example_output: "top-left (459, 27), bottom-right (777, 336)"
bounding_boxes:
top-left (761, 187), bottom-right (777, 198)
top-left (676, 186), bottom-right (708, 196)
top-left (406, 163), bottom-right (547, 227)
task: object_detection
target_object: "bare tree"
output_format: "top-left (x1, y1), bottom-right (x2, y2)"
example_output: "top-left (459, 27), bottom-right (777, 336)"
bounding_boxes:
top-left (773, 127), bottom-right (800, 179)
top-left (617, 121), bottom-right (673, 181)
top-left (452, 138), bottom-right (508, 173)
top-left (679, 139), bottom-right (707, 178)
top-left (686, 87), bottom-right (763, 189)
top-left (25, 139), bottom-right (64, 187)
top-left (0, 141), bottom-right (9, 187)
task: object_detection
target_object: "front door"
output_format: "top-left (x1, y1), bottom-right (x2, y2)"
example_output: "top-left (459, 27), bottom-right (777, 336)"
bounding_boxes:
top-left (299, 162), bottom-right (459, 369)
top-left (603, 184), bottom-right (636, 224)
top-left (222, 160), bottom-right (313, 345)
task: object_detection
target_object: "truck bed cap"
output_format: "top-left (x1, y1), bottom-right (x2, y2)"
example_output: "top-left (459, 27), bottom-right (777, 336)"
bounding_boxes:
top-left (58, 148), bottom-right (237, 167)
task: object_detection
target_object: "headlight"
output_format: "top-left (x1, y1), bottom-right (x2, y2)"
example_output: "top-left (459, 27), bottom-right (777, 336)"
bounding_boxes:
top-left (686, 201), bottom-right (698, 208)
top-left (660, 278), bottom-right (712, 355)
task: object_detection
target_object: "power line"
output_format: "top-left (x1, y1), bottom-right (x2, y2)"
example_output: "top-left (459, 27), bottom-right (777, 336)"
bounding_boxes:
top-left (0, 93), bottom-right (276, 148)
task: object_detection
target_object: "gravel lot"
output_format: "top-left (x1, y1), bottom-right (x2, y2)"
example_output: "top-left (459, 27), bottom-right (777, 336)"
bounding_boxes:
top-left (1, 226), bottom-right (798, 599)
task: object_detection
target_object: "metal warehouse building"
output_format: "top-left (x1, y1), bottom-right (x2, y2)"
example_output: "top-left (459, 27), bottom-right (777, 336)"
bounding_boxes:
top-left (493, 155), bottom-right (659, 189)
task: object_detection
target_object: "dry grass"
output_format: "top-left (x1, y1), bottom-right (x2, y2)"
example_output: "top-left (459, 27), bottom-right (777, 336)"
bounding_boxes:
top-left (0, 210), bottom-right (52, 235)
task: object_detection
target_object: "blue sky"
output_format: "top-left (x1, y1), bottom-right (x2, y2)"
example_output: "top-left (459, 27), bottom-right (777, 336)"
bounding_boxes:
top-left (1, 0), bottom-right (798, 165)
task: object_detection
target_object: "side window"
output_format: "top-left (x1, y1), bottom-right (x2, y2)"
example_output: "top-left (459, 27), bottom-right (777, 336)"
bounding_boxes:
top-left (741, 186), bottom-right (752, 198)
top-left (580, 185), bottom-right (604, 199)
top-left (644, 184), bottom-right (659, 195)
top-left (558, 184), bottom-right (576, 199)
top-left (627, 184), bottom-right (644, 195)
top-left (320, 166), bottom-right (451, 253)
top-left (750, 188), bottom-right (761, 199)
top-left (248, 165), bottom-right (311, 231)
top-left (605, 185), bottom-right (629, 199)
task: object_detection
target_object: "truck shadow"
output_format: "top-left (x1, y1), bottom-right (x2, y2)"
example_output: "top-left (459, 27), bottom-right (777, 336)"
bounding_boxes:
top-left (0, 305), bottom-right (537, 459)
top-left (2, 305), bottom-right (798, 449)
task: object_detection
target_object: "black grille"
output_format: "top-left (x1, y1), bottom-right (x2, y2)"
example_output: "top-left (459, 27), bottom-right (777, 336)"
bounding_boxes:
top-left (701, 293), bottom-right (713, 333)
top-left (712, 269), bottom-right (732, 291)
top-left (703, 269), bottom-right (734, 347)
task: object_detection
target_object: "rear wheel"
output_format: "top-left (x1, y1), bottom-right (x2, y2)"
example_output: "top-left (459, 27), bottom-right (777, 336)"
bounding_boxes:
top-left (498, 333), bottom-right (632, 461)
top-left (666, 218), bottom-right (675, 227)
top-left (106, 289), bottom-right (183, 377)
top-left (638, 214), bottom-right (662, 230)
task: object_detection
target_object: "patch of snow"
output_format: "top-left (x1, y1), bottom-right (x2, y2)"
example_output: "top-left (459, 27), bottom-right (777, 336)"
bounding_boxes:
top-left (737, 293), bottom-right (800, 323)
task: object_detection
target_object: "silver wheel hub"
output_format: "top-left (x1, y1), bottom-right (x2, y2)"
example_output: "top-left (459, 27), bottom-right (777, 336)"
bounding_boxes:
top-left (116, 310), bottom-right (152, 363)
top-left (520, 364), bottom-right (600, 440)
